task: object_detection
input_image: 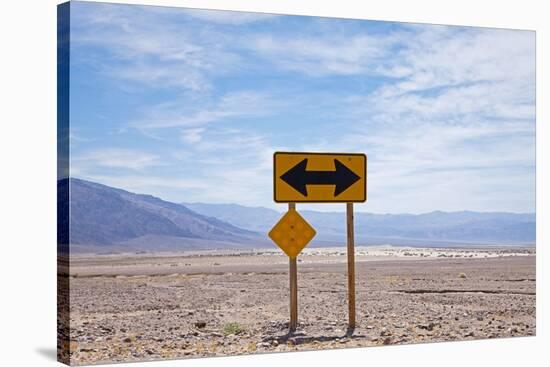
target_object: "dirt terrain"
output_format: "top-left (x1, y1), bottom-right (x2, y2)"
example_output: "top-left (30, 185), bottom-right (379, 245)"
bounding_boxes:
top-left (60, 247), bottom-right (536, 365)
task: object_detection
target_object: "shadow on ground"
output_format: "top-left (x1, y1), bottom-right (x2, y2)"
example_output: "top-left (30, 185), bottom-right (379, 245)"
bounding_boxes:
top-left (266, 327), bottom-right (367, 345)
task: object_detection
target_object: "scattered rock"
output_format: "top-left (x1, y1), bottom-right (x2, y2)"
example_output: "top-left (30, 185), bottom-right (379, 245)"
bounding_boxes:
top-left (194, 321), bottom-right (207, 329)
top-left (418, 323), bottom-right (436, 331)
top-left (256, 342), bottom-right (271, 348)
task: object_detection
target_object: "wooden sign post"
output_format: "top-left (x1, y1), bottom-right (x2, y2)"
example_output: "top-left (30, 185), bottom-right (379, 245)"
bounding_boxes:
top-left (288, 202), bottom-right (298, 331)
top-left (270, 152), bottom-right (366, 331)
top-left (346, 202), bottom-right (356, 329)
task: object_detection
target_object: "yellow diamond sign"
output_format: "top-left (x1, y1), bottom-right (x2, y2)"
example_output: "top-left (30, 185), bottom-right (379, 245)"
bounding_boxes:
top-left (268, 208), bottom-right (316, 258)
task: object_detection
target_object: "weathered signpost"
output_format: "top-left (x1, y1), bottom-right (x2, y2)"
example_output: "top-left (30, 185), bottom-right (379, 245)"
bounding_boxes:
top-left (269, 152), bottom-right (367, 331)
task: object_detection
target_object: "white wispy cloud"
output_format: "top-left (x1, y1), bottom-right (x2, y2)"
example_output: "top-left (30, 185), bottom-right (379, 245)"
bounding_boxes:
top-left (176, 128), bottom-right (277, 204)
top-left (180, 128), bottom-right (205, 143)
top-left (73, 148), bottom-right (162, 171)
top-left (247, 33), bottom-right (397, 76)
top-left (71, 3), bottom-right (242, 92)
top-left (76, 129), bottom-right (279, 206)
top-left (132, 91), bottom-right (278, 131)
top-left (180, 8), bottom-right (278, 25)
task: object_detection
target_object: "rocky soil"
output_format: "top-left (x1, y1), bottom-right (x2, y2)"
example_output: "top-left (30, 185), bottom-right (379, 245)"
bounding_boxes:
top-left (61, 251), bottom-right (535, 365)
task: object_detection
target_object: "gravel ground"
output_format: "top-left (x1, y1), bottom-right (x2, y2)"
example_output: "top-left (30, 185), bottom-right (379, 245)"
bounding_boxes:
top-left (59, 250), bottom-right (535, 365)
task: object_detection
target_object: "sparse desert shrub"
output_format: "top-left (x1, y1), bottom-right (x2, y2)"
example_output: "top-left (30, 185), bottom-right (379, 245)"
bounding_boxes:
top-left (223, 322), bottom-right (245, 336)
top-left (458, 272), bottom-right (467, 279)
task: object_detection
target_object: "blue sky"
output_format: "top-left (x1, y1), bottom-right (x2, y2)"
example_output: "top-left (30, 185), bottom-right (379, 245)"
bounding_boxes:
top-left (68, 1), bottom-right (536, 214)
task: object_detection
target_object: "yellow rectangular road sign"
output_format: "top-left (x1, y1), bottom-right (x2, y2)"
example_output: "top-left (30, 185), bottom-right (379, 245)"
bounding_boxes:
top-left (274, 152), bottom-right (367, 203)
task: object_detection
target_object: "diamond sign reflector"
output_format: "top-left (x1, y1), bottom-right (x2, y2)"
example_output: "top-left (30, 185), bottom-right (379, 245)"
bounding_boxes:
top-left (268, 208), bottom-right (316, 258)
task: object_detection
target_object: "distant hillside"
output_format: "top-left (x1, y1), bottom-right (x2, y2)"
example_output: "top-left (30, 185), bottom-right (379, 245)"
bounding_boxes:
top-left (59, 178), bottom-right (260, 253)
top-left (185, 203), bottom-right (535, 246)
top-left (184, 203), bottom-right (281, 232)
top-left (57, 178), bottom-right (535, 254)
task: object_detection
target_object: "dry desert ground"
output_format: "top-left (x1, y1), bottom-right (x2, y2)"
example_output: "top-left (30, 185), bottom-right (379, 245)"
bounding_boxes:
top-left (58, 246), bottom-right (536, 365)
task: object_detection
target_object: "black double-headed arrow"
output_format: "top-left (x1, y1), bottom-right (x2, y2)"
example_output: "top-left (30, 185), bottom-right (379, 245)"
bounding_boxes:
top-left (280, 158), bottom-right (360, 197)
